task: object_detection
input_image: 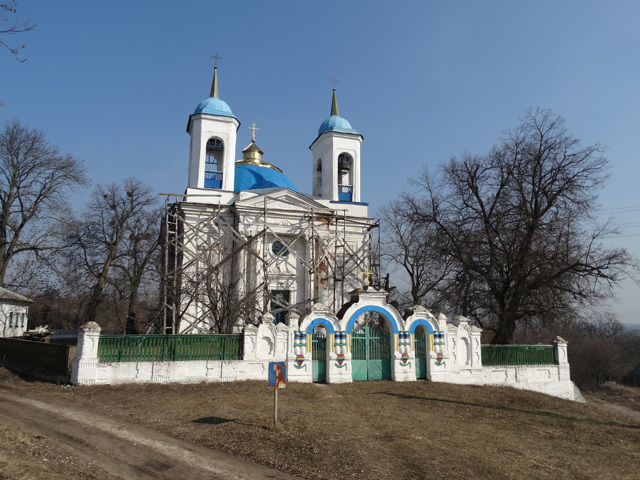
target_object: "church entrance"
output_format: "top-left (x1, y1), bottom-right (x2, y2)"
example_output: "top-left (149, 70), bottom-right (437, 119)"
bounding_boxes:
top-left (351, 323), bottom-right (391, 381)
top-left (311, 327), bottom-right (327, 383)
top-left (415, 326), bottom-right (428, 379)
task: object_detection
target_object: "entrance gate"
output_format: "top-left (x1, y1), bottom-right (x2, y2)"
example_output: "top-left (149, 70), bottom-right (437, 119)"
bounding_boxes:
top-left (415, 328), bottom-right (427, 379)
top-left (351, 324), bottom-right (391, 381)
top-left (312, 330), bottom-right (326, 382)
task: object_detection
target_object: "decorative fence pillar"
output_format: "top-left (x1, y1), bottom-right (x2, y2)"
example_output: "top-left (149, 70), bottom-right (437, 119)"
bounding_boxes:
top-left (393, 330), bottom-right (416, 381)
top-left (553, 336), bottom-right (570, 381)
top-left (288, 330), bottom-right (312, 382)
top-left (242, 324), bottom-right (258, 360)
top-left (70, 321), bottom-right (101, 385)
top-left (327, 330), bottom-right (351, 383)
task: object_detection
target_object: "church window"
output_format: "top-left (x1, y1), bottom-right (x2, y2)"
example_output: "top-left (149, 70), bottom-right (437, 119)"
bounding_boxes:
top-left (270, 290), bottom-right (290, 324)
top-left (8, 312), bottom-right (13, 327)
top-left (272, 240), bottom-right (290, 257)
top-left (338, 153), bottom-right (353, 201)
top-left (314, 159), bottom-right (323, 196)
top-left (205, 137), bottom-right (224, 188)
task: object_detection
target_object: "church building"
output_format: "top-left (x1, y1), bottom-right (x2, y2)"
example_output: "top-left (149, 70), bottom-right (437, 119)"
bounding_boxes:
top-left (162, 66), bottom-right (378, 334)
top-left (72, 64), bottom-right (580, 400)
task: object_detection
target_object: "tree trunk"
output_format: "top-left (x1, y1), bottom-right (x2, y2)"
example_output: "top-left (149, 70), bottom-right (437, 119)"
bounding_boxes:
top-left (125, 278), bottom-right (141, 334)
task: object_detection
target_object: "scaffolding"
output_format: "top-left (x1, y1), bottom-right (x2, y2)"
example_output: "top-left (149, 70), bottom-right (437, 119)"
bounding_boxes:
top-left (160, 193), bottom-right (381, 334)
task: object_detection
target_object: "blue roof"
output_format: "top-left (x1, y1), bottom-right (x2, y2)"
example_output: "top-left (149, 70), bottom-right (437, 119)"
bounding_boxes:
top-left (194, 97), bottom-right (234, 117)
top-left (234, 164), bottom-right (298, 192)
top-left (318, 115), bottom-right (360, 136)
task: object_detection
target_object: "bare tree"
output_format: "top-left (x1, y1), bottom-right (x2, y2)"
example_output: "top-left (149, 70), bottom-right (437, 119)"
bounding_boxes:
top-left (404, 109), bottom-right (634, 343)
top-left (1, 1), bottom-right (35, 62)
top-left (111, 205), bottom-right (162, 333)
top-left (66, 178), bottom-right (158, 326)
top-left (0, 119), bottom-right (87, 287)
top-left (177, 246), bottom-right (260, 334)
top-left (379, 198), bottom-right (453, 309)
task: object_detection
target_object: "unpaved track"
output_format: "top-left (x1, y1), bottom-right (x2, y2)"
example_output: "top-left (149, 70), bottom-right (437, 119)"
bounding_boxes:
top-left (0, 387), bottom-right (297, 479)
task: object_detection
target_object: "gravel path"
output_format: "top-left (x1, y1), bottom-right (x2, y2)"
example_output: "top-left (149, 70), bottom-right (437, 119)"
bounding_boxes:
top-left (0, 387), bottom-right (297, 480)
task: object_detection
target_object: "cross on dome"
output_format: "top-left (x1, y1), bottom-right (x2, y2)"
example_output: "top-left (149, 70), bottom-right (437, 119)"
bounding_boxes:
top-left (249, 123), bottom-right (260, 142)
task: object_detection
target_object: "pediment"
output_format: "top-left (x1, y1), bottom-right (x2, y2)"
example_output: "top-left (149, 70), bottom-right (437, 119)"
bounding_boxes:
top-left (234, 188), bottom-right (332, 214)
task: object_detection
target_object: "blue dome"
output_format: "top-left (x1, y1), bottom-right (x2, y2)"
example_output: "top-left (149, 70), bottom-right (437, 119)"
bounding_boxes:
top-left (234, 164), bottom-right (298, 192)
top-left (318, 115), bottom-right (360, 136)
top-left (194, 97), bottom-right (234, 117)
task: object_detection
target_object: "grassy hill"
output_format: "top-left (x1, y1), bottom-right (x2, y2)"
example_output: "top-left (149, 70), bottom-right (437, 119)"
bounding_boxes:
top-left (1, 368), bottom-right (639, 479)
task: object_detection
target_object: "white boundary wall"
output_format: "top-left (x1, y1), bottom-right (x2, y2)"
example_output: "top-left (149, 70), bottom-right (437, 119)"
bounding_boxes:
top-left (71, 318), bottom-right (288, 386)
top-left (71, 291), bottom-right (584, 402)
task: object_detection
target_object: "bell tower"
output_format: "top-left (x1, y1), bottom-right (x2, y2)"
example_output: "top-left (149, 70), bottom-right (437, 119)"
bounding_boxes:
top-left (186, 62), bottom-right (240, 191)
top-left (310, 86), bottom-right (363, 202)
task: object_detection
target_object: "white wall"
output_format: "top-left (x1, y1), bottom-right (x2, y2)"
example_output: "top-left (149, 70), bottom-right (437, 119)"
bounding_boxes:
top-left (71, 295), bottom-right (584, 402)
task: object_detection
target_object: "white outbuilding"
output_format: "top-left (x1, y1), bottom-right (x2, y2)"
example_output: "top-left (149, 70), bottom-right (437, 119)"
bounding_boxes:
top-left (0, 286), bottom-right (31, 338)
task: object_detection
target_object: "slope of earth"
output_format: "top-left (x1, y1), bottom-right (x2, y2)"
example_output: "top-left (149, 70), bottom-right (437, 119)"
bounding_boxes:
top-left (0, 368), bottom-right (638, 479)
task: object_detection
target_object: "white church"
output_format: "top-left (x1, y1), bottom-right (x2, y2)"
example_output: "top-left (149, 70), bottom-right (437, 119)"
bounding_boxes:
top-left (162, 65), bottom-right (378, 335)
top-left (71, 65), bottom-right (582, 401)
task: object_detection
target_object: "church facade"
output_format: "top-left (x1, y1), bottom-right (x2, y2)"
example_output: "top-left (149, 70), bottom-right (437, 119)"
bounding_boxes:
top-left (162, 67), bottom-right (378, 335)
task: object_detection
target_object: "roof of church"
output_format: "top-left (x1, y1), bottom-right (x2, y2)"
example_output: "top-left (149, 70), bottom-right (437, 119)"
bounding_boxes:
top-left (234, 163), bottom-right (298, 192)
top-left (317, 88), bottom-right (360, 136)
top-left (193, 65), bottom-right (235, 117)
top-left (318, 115), bottom-right (359, 136)
top-left (194, 97), bottom-right (235, 117)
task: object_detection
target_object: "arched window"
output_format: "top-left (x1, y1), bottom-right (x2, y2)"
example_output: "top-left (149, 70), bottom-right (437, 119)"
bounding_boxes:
top-left (338, 153), bottom-right (353, 201)
top-left (205, 137), bottom-right (224, 188)
top-left (314, 158), bottom-right (323, 196)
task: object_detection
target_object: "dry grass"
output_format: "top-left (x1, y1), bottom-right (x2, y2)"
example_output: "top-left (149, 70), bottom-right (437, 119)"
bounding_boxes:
top-left (587, 384), bottom-right (640, 412)
top-left (0, 416), bottom-right (100, 480)
top-left (2, 368), bottom-right (640, 479)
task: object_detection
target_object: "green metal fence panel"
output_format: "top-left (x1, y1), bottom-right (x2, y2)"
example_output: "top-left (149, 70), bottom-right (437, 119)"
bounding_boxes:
top-left (351, 324), bottom-right (391, 381)
top-left (312, 331), bottom-right (326, 382)
top-left (351, 327), bottom-right (368, 381)
top-left (97, 334), bottom-right (243, 363)
top-left (368, 325), bottom-right (391, 380)
top-left (481, 345), bottom-right (555, 366)
top-left (415, 330), bottom-right (427, 379)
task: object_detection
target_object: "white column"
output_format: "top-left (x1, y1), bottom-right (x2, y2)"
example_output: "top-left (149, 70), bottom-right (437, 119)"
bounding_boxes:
top-left (70, 321), bottom-right (101, 385)
top-left (553, 336), bottom-right (571, 381)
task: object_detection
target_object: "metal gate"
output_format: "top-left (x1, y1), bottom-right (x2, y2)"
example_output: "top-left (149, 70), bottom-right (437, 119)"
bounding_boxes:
top-left (415, 329), bottom-right (428, 379)
top-left (351, 324), bottom-right (391, 381)
top-left (312, 330), bottom-right (327, 382)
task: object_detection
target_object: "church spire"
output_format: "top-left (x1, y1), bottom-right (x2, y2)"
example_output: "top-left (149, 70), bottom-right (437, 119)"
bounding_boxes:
top-left (209, 66), bottom-right (219, 98)
top-left (329, 74), bottom-right (340, 116)
top-left (331, 88), bottom-right (340, 117)
top-left (209, 52), bottom-right (222, 98)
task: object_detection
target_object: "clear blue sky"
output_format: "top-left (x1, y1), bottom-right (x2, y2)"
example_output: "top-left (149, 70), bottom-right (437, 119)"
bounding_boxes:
top-left (2, 1), bottom-right (640, 324)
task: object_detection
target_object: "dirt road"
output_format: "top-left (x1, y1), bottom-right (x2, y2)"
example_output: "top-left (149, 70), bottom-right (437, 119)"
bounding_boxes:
top-left (0, 387), bottom-right (297, 480)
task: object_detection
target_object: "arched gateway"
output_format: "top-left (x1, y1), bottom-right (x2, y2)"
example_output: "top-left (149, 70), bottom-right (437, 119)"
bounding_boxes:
top-left (295, 289), bottom-right (436, 384)
top-left (345, 306), bottom-right (399, 381)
